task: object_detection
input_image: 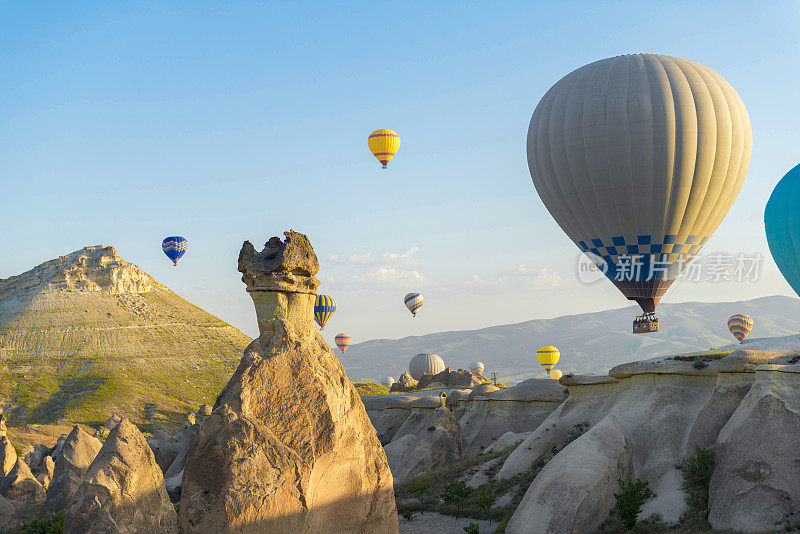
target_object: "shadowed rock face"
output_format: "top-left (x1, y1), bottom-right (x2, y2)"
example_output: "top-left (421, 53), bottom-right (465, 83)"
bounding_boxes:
top-left (44, 425), bottom-right (103, 515)
top-left (0, 458), bottom-right (45, 506)
top-left (384, 410), bottom-right (463, 483)
top-left (180, 231), bottom-right (398, 534)
top-left (63, 419), bottom-right (177, 534)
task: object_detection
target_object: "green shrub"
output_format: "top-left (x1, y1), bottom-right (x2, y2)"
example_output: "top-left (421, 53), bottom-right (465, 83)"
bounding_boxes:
top-left (441, 480), bottom-right (472, 518)
top-left (463, 522), bottom-right (480, 534)
top-left (398, 504), bottom-right (415, 521)
top-left (406, 478), bottom-right (432, 504)
top-left (614, 478), bottom-right (655, 531)
top-left (474, 485), bottom-right (495, 521)
top-left (22, 511), bottom-right (65, 534)
top-left (677, 445), bottom-right (714, 528)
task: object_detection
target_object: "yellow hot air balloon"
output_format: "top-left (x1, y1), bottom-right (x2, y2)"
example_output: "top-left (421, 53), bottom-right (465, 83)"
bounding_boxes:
top-left (368, 129), bottom-right (400, 169)
top-left (536, 346), bottom-right (560, 371)
top-left (550, 369), bottom-right (563, 380)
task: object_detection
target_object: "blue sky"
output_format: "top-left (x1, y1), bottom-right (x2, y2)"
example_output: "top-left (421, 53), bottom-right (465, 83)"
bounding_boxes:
top-left (2, 1), bottom-right (800, 343)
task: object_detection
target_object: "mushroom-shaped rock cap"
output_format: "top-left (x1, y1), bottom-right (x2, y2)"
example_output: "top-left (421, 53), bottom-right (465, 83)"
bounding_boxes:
top-left (238, 230), bottom-right (320, 294)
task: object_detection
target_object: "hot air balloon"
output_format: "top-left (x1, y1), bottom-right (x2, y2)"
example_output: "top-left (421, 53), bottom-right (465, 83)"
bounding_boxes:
top-left (314, 295), bottom-right (336, 330)
top-left (334, 333), bottom-right (351, 353)
top-left (409, 353), bottom-right (445, 380)
top-left (404, 292), bottom-right (423, 317)
top-left (162, 236), bottom-right (188, 266)
top-left (368, 129), bottom-right (400, 169)
top-left (536, 346), bottom-right (560, 372)
top-left (470, 361), bottom-right (485, 375)
top-left (549, 369), bottom-right (563, 380)
top-left (766, 163), bottom-right (800, 299)
top-left (381, 376), bottom-right (396, 388)
top-left (528, 54), bottom-right (752, 333)
top-left (727, 314), bottom-right (753, 343)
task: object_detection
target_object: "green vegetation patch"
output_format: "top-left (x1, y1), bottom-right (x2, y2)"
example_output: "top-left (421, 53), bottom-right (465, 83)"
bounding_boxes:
top-left (396, 422), bottom-right (590, 532)
top-left (354, 382), bottom-right (391, 395)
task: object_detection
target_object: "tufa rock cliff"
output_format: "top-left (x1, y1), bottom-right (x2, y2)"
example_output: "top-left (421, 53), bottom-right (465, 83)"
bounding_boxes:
top-left (180, 231), bottom-right (398, 534)
top-left (0, 245), bottom-right (251, 434)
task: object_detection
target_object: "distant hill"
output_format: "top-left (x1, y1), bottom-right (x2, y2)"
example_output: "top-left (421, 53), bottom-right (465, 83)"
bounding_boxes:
top-left (0, 246), bottom-right (251, 434)
top-left (339, 296), bottom-right (800, 383)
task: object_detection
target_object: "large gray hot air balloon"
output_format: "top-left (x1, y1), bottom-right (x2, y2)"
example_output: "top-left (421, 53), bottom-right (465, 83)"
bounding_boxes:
top-left (528, 54), bottom-right (751, 332)
top-left (409, 353), bottom-right (445, 380)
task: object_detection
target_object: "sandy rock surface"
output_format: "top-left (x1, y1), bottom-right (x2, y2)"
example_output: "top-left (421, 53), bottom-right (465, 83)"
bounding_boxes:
top-left (384, 410), bottom-right (463, 482)
top-left (64, 419), bottom-right (177, 534)
top-left (44, 425), bottom-right (103, 514)
top-left (180, 231), bottom-right (398, 534)
top-left (0, 458), bottom-right (46, 506)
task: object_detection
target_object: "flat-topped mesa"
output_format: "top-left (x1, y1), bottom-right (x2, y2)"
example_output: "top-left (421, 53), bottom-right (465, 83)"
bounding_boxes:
top-left (238, 231), bottom-right (321, 336)
top-left (0, 245), bottom-right (155, 300)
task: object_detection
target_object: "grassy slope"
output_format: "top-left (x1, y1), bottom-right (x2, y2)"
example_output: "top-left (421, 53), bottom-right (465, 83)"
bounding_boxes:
top-left (0, 286), bottom-right (251, 446)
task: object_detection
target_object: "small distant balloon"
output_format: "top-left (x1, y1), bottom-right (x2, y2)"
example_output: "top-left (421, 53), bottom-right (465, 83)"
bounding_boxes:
top-left (536, 346), bottom-right (560, 372)
top-left (334, 333), bottom-right (351, 353)
top-left (381, 376), bottom-right (396, 388)
top-left (727, 314), bottom-right (753, 343)
top-left (162, 236), bottom-right (187, 266)
top-left (368, 129), bottom-right (400, 169)
top-left (549, 369), bottom-right (563, 380)
top-left (470, 361), bottom-right (485, 375)
top-left (314, 295), bottom-right (336, 330)
top-left (404, 292), bottom-right (424, 317)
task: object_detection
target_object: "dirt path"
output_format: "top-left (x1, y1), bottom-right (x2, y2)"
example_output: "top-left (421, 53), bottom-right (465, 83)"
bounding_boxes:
top-left (397, 512), bottom-right (495, 533)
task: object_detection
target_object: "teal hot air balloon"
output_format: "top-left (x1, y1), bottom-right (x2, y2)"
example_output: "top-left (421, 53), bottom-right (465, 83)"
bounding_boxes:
top-left (314, 295), bottom-right (336, 330)
top-left (528, 54), bottom-right (752, 330)
top-left (765, 164), bottom-right (800, 297)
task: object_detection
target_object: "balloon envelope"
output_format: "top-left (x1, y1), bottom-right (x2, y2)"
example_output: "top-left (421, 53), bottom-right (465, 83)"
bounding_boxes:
top-left (404, 292), bottom-right (424, 316)
top-left (550, 369), bottom-right (563, 380)
top-left (162, 236), bottom-right (188, 265)
top-left (314, 295), bottom-right (336, 330)
top-left (766, 163), bottom-right (800, 299)
top-left (334, 333), bottom-right (351, 353)
top-left (536, 346), bottom-right (560, 371)
top-left (409, 353), bottom-right (445, 380)
top-left (727, 314), bottom-right (753, 343)
top-left (528, 54), bottom-right (752, 314)
top-left (470, 361), bottom-right (485, 374)
top-left (368, 129), bottom-right (400, 168)
top-left (381, 376), bottom-right (396, 388)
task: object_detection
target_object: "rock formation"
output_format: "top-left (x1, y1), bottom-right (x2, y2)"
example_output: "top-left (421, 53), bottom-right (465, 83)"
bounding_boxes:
top-left (364, 379), bottom-right (567, 458)
top-left (64, 419), bottom-right (178, 534)
top-left (390, 372), bottom-right (418, 392)
top-left (44, 425), bottom-right (103, 514)
top-left (0, 494), bottom-right (19, 532)
top-left (497, 337), bottom-right (800, 533)
top-left (0, 416), bottom-right (17, 478)
top-left (383, 409), bottom-right (463, 482)
top-left (0, 458), bottom-right (46, 506)
top-left (37, 455), bottom-right (55, 489)
top-left (0, 246), bottom-right (251, 428)
top-left (180, 231), bottom-right (397, 534)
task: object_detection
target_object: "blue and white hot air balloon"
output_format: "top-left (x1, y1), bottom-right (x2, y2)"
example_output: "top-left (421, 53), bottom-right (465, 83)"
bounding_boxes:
top-left (162, 236), bottom-right (188, 266)
top-left (528, 54), bottom-right (752, 330)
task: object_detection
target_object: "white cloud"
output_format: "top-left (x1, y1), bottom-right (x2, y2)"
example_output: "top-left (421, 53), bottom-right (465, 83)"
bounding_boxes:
top-left (358, 266), bottom-right (426, 285)
top-left (331, 247), bottom-right (420, 266)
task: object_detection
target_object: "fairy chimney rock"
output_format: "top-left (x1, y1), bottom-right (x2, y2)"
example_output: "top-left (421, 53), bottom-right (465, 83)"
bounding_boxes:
top-left (238, 230), bottom-right (321, 337)
top-left (180, 231), bottom-right (398, 533)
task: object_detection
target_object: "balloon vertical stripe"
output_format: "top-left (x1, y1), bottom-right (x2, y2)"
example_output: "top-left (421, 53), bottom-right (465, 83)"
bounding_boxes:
top-left (314, 295), bottom-right (336, 330)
